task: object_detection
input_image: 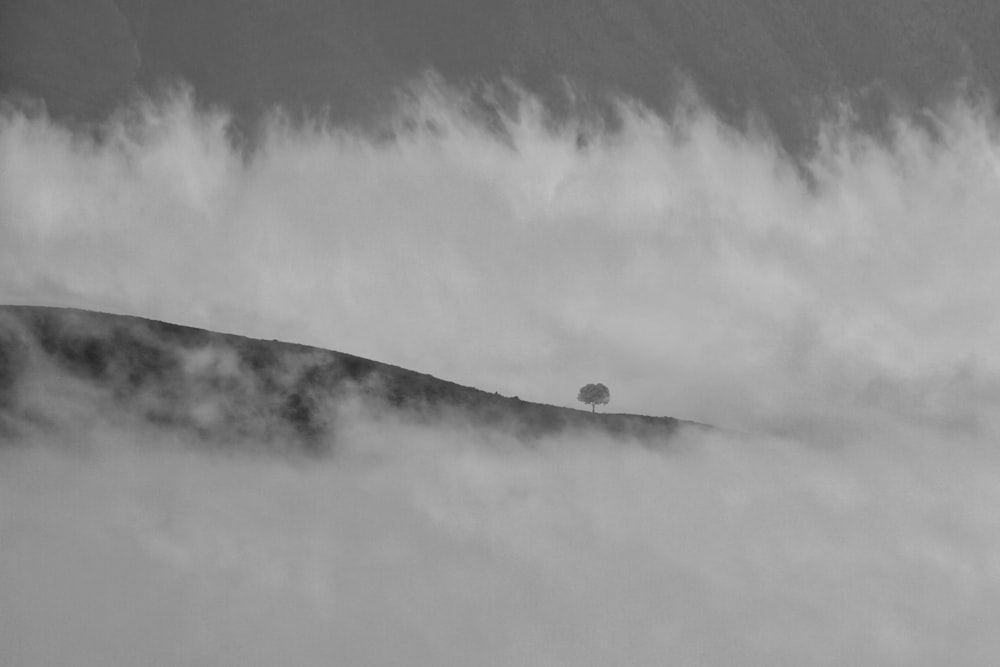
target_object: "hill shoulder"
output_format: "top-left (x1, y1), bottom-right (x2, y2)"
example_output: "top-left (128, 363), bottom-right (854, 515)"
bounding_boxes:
top-left (0, 305), bottom-right (698, 449)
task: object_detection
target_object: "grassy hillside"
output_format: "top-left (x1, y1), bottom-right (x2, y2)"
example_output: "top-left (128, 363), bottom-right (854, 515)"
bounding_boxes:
top-left (0, 306), bottom-right (691, 450)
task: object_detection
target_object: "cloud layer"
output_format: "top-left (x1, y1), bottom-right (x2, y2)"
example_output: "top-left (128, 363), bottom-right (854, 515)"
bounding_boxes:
top-left (5, 82), bottom-right (1000, 664)
top-left (4, 413), bottom-right (1000, 665)
top-left (5, 84), bottom-right (1000, 434)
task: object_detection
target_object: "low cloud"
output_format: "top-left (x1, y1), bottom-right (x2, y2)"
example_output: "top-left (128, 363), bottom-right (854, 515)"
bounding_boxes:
top-left (3, 410), bottom-right (1000, 665)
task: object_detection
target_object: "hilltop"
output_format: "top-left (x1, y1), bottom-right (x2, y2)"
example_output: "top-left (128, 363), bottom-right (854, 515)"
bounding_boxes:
top-left (0, 306), bottom-right (694, 451)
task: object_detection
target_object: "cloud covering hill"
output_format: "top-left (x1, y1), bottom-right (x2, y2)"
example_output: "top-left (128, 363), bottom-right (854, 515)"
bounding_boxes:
top-left (6, 1), bottom-right (1000, 664)
top-left (4, 304), bottom-right (1000, 665)
top-left (0, 305), bottom-right (687, 447)
top-left (4, 84), bottom-right (1000, 434)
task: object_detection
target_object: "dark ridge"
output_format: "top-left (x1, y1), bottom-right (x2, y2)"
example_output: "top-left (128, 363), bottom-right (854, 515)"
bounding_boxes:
top-left (0, 305), bottom-right (697, 451)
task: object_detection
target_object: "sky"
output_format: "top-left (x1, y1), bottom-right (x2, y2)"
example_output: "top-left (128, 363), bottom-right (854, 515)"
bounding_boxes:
top-left (5, 74), bottom-right (1000, 664)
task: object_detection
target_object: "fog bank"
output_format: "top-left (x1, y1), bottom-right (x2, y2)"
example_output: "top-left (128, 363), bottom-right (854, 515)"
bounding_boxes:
top-left (1, 410), bottom-right (999, 666)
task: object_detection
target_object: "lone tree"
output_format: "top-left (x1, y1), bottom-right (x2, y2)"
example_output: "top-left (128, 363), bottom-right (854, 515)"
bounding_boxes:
top-left (577, 383), bottom-right (610, 413)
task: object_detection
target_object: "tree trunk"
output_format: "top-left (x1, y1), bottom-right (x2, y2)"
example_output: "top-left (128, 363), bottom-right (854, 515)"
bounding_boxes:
top-left (591, 404), bottom-right (595, 413)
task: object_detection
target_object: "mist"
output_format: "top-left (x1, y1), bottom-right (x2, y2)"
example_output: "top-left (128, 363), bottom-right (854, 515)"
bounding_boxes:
top-left (4, 405), bottom-right (1000, 665)
top-left (4, 82), bottom-right (1000, 432)
top-left (4, 80), bottom-right (1000, 664)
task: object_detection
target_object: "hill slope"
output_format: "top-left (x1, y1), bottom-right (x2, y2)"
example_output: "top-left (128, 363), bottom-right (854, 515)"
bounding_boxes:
top-left (0, 306), bottom-right (690, 450)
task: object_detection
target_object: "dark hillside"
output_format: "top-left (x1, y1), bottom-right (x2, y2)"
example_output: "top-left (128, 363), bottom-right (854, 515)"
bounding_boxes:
top-left (0, 306), bottom-right (690, 450)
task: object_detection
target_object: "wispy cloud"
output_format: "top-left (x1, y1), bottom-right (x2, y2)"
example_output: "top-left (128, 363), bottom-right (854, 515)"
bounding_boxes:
top-left (4, 83), bottom-right (1000, 433)
top-left (5, 80), bottom-right (1000, 662)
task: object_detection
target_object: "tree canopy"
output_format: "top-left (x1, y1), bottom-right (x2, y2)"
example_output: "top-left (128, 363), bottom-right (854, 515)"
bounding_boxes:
top-left (577, 383), bottom-right (610, 412)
